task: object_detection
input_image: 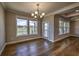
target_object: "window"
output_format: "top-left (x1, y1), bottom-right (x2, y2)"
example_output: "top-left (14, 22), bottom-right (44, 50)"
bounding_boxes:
top-left (66, 22), bottom-right (70, 33)
top-left (44, 22), bottom-right (48, 37)
top-left (64, 22), bottom-right (67, 34)
top-left (59, 20), bottom-right (70, 35)
top-left (64, 21), bottom-right (70, 34)
top-left (29, 20), bottom-right (38, 34)
top-left (59, 20), bottom-right (64, 35)
top-left (16, 18), bottom-right (28, 36)
top-left (16, 17), bottom-right (38, 36)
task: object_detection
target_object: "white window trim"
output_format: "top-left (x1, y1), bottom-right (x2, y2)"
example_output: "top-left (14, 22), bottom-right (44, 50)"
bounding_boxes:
top-left (16, 16), bottom-right (38, 37)
top-left (59, 20), bottom-right (70, 35)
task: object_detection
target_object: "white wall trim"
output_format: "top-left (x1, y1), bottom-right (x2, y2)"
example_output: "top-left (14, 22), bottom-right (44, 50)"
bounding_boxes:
top-left (54, 35), bottom-right (70, 42)
top-left (6, 37), bottom-right (43, 45)
top-left (0, 43), bottom-right (6, 55)
top-left (70, 34), bottom-right (79, 37)
top-left (0, 2), bottom-right (6, 9)
top-left (54, 34), bottom-right (79, 42)
top-left (45, 2), bottom-right (79, 17)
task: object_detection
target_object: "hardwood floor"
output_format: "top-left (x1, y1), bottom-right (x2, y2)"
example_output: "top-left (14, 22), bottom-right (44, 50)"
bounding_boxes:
top-left (1, 36), bottom-right (79, 56)
top-left (49, 36), bottom-right (79, 56)
top-left (1, 39), bottom-right (53, 56)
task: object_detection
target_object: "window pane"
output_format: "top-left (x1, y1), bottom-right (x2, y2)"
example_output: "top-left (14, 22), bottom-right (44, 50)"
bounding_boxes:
top-left (59, 20), bottom-right (63, 27)
top-left (67, 22), bottom-right (70, 33)
top-left (59, 20), bottom-right (70, 35)
top-left (59, 27), bottom-right (63, 35)
top-left (44, 23), bottom-right (48, 37)
top-left (59, 20), bottom-right (64, 35)
top-left (29, 20), bottom-right (38, 34)
top-left (64, 22), bottom-right (66, 34)
top-left (16, 18), bottom-right (28, 36)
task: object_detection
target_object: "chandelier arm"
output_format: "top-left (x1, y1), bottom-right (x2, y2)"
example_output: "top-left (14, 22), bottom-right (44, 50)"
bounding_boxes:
top-left (31, 3), bottom-right (45, 19)
top-left (37, 4), bottom-right (40, 18)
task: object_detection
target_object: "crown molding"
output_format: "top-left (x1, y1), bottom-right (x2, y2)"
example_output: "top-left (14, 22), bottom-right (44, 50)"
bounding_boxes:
top-left (0, 2), bottom-right (6, 9)
top-left (45, 3), bottom-right (79, 17)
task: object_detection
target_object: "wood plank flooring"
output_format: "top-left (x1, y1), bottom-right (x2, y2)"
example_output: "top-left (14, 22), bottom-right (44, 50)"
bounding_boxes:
top-left (1, 39), bottom-right (53, 56)
top-left (49, 36), bottom-right (79, 56)
top-left (1, 36), bottom-right (79, 56)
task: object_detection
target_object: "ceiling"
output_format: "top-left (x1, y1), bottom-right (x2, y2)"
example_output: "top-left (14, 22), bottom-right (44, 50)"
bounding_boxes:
top-left (60, 6), bottom-right (79, 15)
top-left (4, 2), bottom-right (75, 15)
top-left (60, 6), bottom-right (79, 18)
top-left (62, 6), bottom-right (79, 21)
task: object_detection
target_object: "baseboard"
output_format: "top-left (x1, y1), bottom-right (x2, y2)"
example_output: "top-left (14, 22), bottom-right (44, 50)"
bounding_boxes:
top-left (54, 35), bottom-right (70, 42)
top-left (0, 43), bottom-right (6, 55)
top-left (54, 35), bottom-right (79, 42)
top-left (6, 37), bottom-right (43, 45)
top-left (43, 39), bottom-right (53, 43)
top-left (70, 35), bottom-right (79, 37)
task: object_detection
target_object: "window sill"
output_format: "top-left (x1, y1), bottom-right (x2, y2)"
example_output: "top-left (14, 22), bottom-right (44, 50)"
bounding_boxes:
top-left (16, 34), bottom-right (38, 38)
top-left (58, 33), bottom-right (69, 35)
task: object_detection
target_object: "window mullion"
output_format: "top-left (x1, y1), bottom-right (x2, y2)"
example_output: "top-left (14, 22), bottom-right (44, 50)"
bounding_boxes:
top-left (28, 19), bottom-right (29, 35)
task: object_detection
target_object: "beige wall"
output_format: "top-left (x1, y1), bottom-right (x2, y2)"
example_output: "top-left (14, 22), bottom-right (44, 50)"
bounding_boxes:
top-left (5, 11), bottom-right (16, 42)
top-left (70, 21), bottom-right (75, 36)
top-left (54, 15), bottom-right (71, 41)
top-left (70, 20), bottom-right (79, 37)
top-left (43, 15), bottom-right (54, 42)
top-left (74, 20), bottom-right (79, 36)
top-left (5, 10), bottom-right (42, 42)
top-left (0, 4), bottom-right (5, 51)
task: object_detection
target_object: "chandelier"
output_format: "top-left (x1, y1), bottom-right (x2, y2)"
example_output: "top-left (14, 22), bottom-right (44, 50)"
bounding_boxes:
top-left (31, 4), bottom-right (45, 19)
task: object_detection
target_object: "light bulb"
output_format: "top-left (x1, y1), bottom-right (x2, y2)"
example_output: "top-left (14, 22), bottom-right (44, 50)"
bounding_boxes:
top-left (31, 13), bottom-right (34, 16)
top-left (35, 11), bottom-right (38, 14)
top-left (34, 16), bottom-right (37, 18)
top-left (40, 15), bottom-right (42, 18)
top-left (42, 13), bottom-right (45, 16)
top-left (75, 10), bottom-right (79, 12)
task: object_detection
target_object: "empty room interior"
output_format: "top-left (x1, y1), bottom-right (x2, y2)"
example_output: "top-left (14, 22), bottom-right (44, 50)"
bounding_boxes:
top-left (1, 2), bottom-right (79, 56)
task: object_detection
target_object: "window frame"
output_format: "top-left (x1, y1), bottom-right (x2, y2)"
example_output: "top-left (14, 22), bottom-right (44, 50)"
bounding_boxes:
top-left (59, 19), bottom-right (70, 35)
top-left (44, 22), bottom-right (48, 38)
top-left (59, 20), bottom-right (64, 35)
top-left (16, 17), bottom-right (28, 37)
top-left (16, 16), bottom-right (38, 37)
top-left (28, 19), bottom-right (38, 35)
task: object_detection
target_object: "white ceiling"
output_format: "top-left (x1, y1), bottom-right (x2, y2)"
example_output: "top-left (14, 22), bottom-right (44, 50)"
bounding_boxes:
top-left (5, 2), bottom-right (75, 14)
